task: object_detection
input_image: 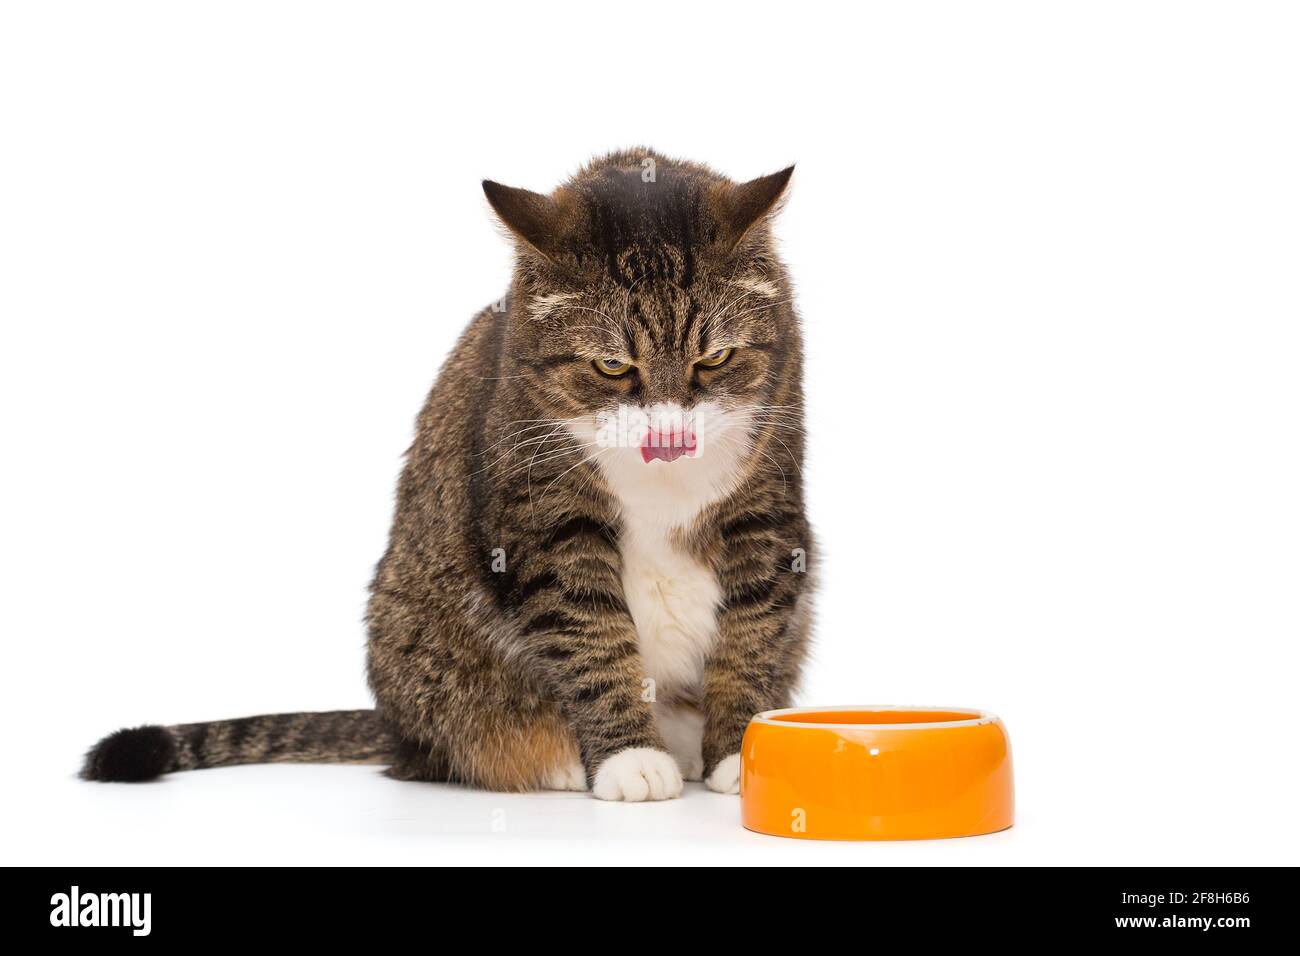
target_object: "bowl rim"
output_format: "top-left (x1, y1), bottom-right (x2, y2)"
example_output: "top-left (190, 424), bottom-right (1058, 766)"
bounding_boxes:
top-left (751, 704), bottom-right (999, 731)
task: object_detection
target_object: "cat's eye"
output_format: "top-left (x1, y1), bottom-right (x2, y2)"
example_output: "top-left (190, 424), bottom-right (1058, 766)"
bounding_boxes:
top-left (697, 347), bottom-right (734, 369)
top-left (593, 358), bottom-right (635, 377)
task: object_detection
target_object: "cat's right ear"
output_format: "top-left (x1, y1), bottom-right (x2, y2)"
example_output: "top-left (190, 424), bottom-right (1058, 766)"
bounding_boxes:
top-left (482, 180), bottom-right (569, 262)
top-left (710, 165), bottom-right (795, 252)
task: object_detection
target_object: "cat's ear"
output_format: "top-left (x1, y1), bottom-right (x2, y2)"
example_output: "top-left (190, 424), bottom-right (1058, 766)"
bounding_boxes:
top-left (482, 180), bottom-right (570, 262)
top-left (712, 165), bottom-right (795, 251)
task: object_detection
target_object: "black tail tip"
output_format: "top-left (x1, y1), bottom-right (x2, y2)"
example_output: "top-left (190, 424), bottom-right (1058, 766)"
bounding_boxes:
top-left (81, 725), bottom-right (176, 782)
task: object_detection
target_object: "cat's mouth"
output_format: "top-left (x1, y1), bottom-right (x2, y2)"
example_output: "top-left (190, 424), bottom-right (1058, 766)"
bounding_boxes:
top-left (640, 428), bottom-right (698, 464)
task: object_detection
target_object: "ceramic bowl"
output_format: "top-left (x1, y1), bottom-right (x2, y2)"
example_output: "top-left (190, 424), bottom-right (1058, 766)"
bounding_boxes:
top-left (740, 705), bottom-right (1014, 840)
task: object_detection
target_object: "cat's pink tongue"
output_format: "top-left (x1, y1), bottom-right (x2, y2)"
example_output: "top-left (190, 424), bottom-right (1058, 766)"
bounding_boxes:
top-left (641, 429), bottom-right (697, 464)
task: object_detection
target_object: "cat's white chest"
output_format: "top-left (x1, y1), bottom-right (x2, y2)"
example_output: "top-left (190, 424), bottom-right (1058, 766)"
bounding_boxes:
top-left (618, 518), bottom-right (721, 697)
top-left (582, 406), bottom-right (746, 699)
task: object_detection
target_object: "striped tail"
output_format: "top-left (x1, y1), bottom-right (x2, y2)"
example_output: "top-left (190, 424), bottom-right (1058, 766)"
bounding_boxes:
top-left (81, 710), bottom-right (397, 782)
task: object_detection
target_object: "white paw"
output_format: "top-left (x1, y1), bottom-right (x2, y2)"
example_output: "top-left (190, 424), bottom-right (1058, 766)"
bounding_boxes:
top-left (705, 753), bottom-right (741, 794)
top-left (591, 748), bottom-right (684, 802)
top-left (543, 761), bottom-right (588, 792)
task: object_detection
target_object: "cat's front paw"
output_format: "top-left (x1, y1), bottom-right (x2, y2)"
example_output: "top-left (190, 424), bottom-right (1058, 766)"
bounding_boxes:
top-left (592, 748), bottom-right (683, 802)
top-left (705, 753), bottom-right (741, 794)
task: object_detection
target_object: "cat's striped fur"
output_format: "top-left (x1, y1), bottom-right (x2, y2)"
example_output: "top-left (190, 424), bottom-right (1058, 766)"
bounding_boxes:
top-left (83, 149), bottom-right (814, 801)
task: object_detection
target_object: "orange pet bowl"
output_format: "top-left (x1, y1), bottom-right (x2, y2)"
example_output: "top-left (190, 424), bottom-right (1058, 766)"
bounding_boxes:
top-left (740, 705), bottom-right (1014, 840)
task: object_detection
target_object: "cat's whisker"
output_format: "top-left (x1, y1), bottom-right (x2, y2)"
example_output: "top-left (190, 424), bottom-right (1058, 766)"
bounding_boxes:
top-left (761, 433), bottom-right (803, 477)
top-left (738, 417), bottom-right (807, 434)
top-left (711, 431), bottom-right (789, 499)
top-left (471, 419), bottom-right (584, 475)
top-left (716, 297), bottom-right (796, 324)
top-left (553, 323), bottom-right (626, 341)
top-left (730, 435), bottom-right (791, 498)
top-left (494, 430), bottom-right (577, 468)
top-left (549, 307), bottom-right (629, 341)
top-left (699, 292), bottom-right (796, 341)
top-left (510, 433), bottom-right (608, 485)
top-left (474, 435), bottom-right (578, 481)
top-left (521, 440), bottom-right (601, 506)
top-left (476, 417), bottom-right (582, 457)
top-left (625, 271), bottom-right (654, 295)
top-left (533, 445), bottom-right (615, 508)
top-left (736, 421), bottom-right (805, 432)
top-left (568, 448), bottom-right (613, 501)
top-left (505, 440), bottom-right (591, 482)
top-left (553, 304), bottom-right (620, 324)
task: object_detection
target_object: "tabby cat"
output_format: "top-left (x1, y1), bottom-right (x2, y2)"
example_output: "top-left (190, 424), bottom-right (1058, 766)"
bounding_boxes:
top-left (82, 149), bottom-right (813, 801)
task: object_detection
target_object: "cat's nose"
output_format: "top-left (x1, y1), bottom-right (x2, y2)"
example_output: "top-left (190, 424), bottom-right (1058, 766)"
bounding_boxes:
top-left (641, 427), bottom-right (697, 464)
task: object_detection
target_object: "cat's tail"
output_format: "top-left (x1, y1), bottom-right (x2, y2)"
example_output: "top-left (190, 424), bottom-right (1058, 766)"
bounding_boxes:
top-left (80, 710), bottom-right (397, 782)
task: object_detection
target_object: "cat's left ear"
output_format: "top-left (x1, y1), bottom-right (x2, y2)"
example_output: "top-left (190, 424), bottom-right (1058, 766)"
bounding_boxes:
top-left (711, 165), bottom-right (795, 252)
top-left (482, 180), bottom-right (572, 263)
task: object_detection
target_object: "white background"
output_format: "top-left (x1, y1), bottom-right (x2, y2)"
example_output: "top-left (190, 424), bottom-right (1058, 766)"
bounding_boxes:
top-left (2, 1), bottom-right (1297, 866)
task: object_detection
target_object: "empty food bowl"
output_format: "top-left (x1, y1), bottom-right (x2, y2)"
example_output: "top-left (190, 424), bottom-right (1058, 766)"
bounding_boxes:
top-left (740, 705), bottom-right (1014, 840)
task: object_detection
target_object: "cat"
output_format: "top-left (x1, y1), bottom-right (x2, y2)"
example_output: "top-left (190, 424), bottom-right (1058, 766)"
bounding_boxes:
top-left (82, 149), bottom-right (814, 801)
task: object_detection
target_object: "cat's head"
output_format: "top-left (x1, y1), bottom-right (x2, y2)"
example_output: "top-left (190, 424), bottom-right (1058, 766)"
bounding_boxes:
top-left (484, 150), bottom-right (800, 513)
